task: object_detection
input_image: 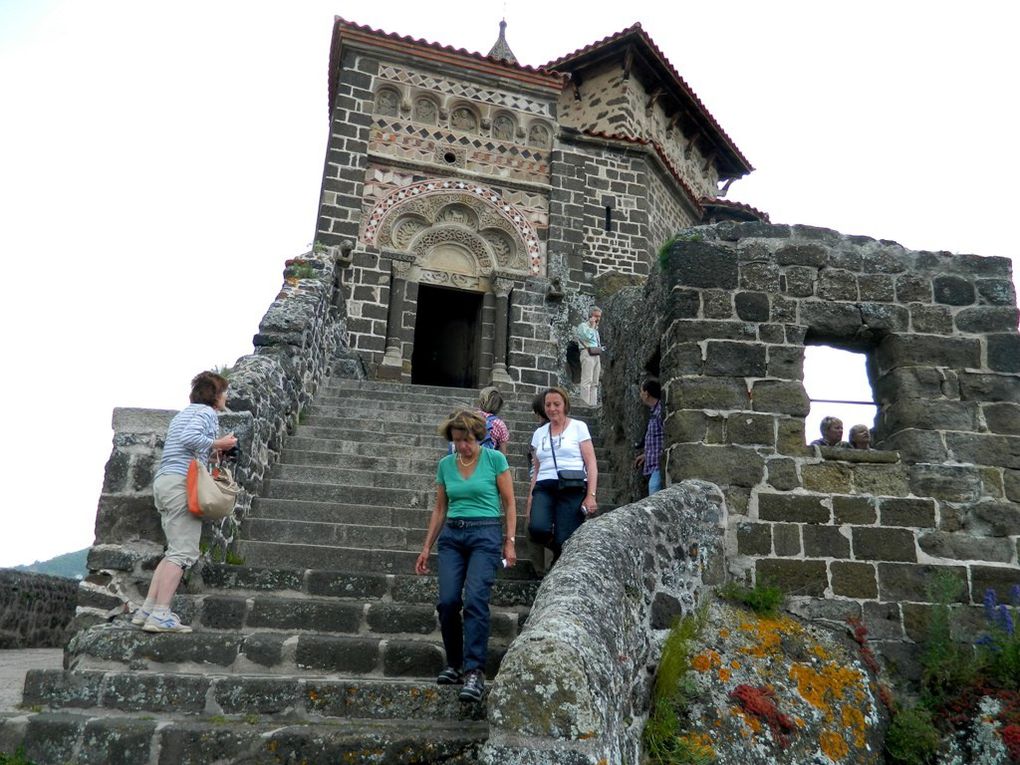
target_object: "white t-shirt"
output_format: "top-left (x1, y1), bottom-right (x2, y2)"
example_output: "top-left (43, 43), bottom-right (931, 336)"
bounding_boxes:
top-left (531, 419), bottom-right (592, 482)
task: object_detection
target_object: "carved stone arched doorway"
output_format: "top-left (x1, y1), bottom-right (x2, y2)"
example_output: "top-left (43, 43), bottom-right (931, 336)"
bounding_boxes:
top-left (364, 180), bottom-right (540, 388)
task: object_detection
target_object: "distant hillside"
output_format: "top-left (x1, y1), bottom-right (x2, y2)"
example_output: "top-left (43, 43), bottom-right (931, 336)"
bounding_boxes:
top-left (14, 548), bottom-right (89, 580)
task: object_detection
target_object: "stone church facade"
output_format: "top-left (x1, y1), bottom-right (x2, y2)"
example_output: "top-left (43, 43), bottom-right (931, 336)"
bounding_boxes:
top-left (314, 18), bottom-right (757, 389)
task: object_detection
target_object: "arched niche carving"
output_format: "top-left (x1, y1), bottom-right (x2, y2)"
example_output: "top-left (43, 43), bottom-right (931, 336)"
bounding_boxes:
top-left (364, 179), bottom-right (542, 274)
top-left (374, 87), bottom-right (400, 117)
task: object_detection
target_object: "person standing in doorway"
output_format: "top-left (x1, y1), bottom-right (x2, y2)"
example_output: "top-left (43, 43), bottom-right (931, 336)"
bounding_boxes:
top-left (634, 379), bottom-right (664, 495)
top-left (576, 307), bottom-right (604, 407)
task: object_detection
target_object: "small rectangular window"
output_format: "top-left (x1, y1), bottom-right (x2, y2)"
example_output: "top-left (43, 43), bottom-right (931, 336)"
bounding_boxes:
top-left (605, 206), bottom-right (612, 233)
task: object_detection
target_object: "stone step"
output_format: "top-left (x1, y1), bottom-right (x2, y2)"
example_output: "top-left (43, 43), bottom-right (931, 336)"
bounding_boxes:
top-left (261, 478), bottom-right (427, 506)
top-left (129, 589), bottom-right (527, 642)
top-left (198, 564), bottom-right (540, 607)
top-left (250, 498), bottom-right (538, 533)
top-left (242, 517), bottom-right (537, 556)
top-left (237, 540), bottom-right (539, 579)
top-left (266, 462), bottom-right (618, 493)
top-left (301, 406), bottom-right (603, 435)
top-left (325, 377), bottom-right (571, 404)
top-left (65, 623), bottom-right (511, 680)
top-left (14, 705), bottom-right (486, 763)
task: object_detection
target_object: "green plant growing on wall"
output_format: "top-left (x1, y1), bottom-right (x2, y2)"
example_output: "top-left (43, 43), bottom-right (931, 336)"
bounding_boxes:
top-left (920, 571), bottom-right (977, 709)
top-left (0, 748), bottom-right (35, 765)
top-left (211, 363), bottom-right (233, 378)
top-left (311, 240), bottom-right (329, 254)
top-left (658, 231), bottom-right (704, 266)
top-left (643, 611), bottom-right (715, 764)
top-left (717, 580), bottom-right (784, 617)
top-left (884, 705), bottom-right (941, 765)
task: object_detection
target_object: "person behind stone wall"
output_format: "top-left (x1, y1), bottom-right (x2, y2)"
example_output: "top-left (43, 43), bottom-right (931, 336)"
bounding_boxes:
top-left (131, 371), bottom-right (237, 633)
top-left (575, 306), bottom-right (604, 407)
top-left (526, 387), bottom-right (599, 563)
top-left (848, 424), bottom-right (872, 449)
top-left (810, 416), bottom-right (850, 448)
top-left (634, 378), bottom-right (664, 495)
top-left (415, 410), bottom-right (517, 703)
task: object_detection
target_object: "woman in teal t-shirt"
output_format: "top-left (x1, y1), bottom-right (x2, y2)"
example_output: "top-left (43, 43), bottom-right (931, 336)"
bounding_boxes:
top-left (415, 410), bottom-right (517, 703)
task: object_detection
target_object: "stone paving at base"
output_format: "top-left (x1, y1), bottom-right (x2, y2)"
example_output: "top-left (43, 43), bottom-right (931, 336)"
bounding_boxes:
top-left (0, 649), bottom-right (61, 711)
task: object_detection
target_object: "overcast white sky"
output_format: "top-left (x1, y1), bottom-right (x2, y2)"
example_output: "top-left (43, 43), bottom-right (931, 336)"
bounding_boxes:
top-left (1, 1), bottom-right (1017, 567)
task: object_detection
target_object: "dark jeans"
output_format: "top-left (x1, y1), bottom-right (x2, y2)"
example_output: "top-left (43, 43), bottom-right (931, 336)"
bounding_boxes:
top-left (436, 519), bottom-right (502, 673)
top-left (528, 479), bottom-right (586, 560)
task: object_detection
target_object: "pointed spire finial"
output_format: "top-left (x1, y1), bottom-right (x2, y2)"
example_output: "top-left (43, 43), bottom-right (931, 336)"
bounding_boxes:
top-left (487, 18), bottom-right (518, 65)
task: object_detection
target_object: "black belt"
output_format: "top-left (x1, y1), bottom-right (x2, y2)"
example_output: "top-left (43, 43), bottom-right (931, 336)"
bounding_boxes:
top-left (446, 518), bottom-right (501, 529)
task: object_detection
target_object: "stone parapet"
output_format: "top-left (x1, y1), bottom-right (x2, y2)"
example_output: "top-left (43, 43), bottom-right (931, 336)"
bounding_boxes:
top-left (0, 570), bottom-right (77, 649)
top-left (79, 249), bottom-right (355, 627)
top-left (600, 221), bottom-right (1020, 665)
top-left (482, 481), bottom-right (725, 765)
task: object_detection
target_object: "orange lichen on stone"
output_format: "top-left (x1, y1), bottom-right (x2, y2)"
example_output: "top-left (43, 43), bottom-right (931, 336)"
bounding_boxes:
top-left (730, 660), bottom-right (741, 669)
top-left (691, 649), bottom-right (722, 672)
top-left (811, 644), bottom-right (831, 661)
top-left (739, 616), bottom-right (800, 658)
top-left (842, 705), bottom-right (867, 748)
top-left (729, 684), bottom-right (796, 746)
top-left (789, 663), bottom-right (862, 717)
top-left (718, 667), bottom-right (732, 683)
top-left (732, 704), bottom-right (763, 734)
top-left (820, 730), bottom-right (849, 761)
top-left (718, 628), bottom-right (730, 638)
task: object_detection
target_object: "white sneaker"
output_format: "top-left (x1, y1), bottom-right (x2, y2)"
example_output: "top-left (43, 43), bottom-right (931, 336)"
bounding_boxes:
top-left (142, 611), bottom-right (193, 633)
top-left (130, 607), bottom-right (151, 627)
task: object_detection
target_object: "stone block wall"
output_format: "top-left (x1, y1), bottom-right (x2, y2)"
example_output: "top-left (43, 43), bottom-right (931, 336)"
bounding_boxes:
top-left (601, 221), bottom-right (1020, 659)
top-left (0, 570), bottom-right (77, 649)
top-left (80, 250), bottom-right (354, 625)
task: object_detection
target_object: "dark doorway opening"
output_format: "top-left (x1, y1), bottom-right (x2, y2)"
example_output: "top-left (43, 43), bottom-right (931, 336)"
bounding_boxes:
top-left (411, 284), bottom-right (482, 388)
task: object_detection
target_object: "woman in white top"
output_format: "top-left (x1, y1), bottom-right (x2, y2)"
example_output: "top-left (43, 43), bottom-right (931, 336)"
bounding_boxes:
top-left (526, 387), bottom-right (598, 562)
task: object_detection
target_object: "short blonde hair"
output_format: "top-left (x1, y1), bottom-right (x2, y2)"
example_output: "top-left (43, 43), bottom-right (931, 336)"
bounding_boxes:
top-left (438, 409), bottom-right (487, 441)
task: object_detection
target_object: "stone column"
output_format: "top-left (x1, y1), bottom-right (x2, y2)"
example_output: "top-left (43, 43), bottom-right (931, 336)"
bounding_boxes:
top-left (490, 277), bottom-right (513, 387)
top-left (379, 258), bottom-right (412, 380)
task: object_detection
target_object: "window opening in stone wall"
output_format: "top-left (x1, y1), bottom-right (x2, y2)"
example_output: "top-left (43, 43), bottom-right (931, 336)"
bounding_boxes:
top-left (605, 206), bottom-right (612, 233)
top-left (803, 346), bottom-right (876, 446)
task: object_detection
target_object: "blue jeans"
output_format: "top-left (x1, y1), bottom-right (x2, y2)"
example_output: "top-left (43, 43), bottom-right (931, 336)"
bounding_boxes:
top-left (436, 519), bottom-right (502, 673)
top-left (528, 480), bottom-right (586, 561)
top-left (647, 468), bottom-right (663, 495)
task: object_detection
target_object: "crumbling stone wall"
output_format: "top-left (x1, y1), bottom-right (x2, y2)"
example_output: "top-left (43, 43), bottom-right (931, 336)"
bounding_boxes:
top-left (80, 249), bottom-right (355, 626)
top-left (0, 570), bottom-right (77, 648)
top-left (601, 221), bottom-right (1020, 667)
top-left (483, 481), bottom-right (725, 765)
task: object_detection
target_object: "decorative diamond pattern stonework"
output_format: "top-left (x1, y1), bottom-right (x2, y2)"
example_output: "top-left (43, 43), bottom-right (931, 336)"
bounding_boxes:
top-left (377, 65), bottom-right (553, 116)
top-left (364, 179), bottom-right (541, 274)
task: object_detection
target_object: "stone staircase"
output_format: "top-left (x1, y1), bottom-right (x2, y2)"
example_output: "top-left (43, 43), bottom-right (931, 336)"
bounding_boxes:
top-left (12, 379), bottom-right (622, 764)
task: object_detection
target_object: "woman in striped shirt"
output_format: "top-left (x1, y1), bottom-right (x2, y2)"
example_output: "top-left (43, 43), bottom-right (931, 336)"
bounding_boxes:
top-left (131, 371), bottom-right (237, 633)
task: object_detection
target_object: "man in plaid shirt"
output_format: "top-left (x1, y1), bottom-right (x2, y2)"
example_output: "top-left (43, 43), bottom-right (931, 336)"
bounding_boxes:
top-left (634, 379), bottom-right (663, 495)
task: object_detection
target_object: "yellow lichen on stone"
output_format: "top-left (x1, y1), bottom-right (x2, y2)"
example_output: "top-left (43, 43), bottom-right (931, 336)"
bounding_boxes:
top-left (842, 705), bottom-right (867, 747)
top-left (718, 667), bottom-right (732, 682)
top-left (820, 729), bottom-right (849, 761)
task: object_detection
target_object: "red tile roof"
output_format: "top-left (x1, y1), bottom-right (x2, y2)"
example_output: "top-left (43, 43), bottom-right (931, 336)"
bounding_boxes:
top-left (700, 198), bottom-right (771, 223)
top-left (329, 17), bottom-right (566, 112)
top-left (545, 22), bottom-right (753, 178)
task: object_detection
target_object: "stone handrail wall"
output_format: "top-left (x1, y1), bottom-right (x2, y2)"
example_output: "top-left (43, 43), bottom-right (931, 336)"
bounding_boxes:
top-left (79, 248), bottom-right (357, 626)
top-left (482, 481), bottom-right (725, 765)
top-left (0, 570), bottom-right (77, 649)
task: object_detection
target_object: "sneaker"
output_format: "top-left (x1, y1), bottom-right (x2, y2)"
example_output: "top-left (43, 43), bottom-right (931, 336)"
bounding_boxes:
top-left (459, 670), bottom-right (485, 702)
top-left (130, 607), bottom-right (151, 627)
top-left (437, 666), bottom-right (463, 685)
top-left (142, 611), bottom-right (193, 633)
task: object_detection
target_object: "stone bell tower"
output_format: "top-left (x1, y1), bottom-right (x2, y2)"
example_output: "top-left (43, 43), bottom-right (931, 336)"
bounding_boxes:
top-left (313, 18), bottom-right (754, 391)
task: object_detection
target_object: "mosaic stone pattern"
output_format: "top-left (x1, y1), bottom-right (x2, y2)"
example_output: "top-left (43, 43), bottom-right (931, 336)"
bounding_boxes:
top-left (378, 64), bottom-right (555, 116)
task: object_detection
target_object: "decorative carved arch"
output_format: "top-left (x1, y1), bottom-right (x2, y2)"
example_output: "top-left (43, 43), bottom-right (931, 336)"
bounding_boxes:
top-left (363, 179), bottom-right (542, 274)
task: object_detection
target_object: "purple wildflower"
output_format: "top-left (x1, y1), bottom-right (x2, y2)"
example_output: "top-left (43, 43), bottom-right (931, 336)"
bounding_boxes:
top-left (985, 589), bottom-right (998, 623)
top-left (999, 604), bottom-right (1015, 637)
top-left (1011, 584), bottom-right (1020, 607)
